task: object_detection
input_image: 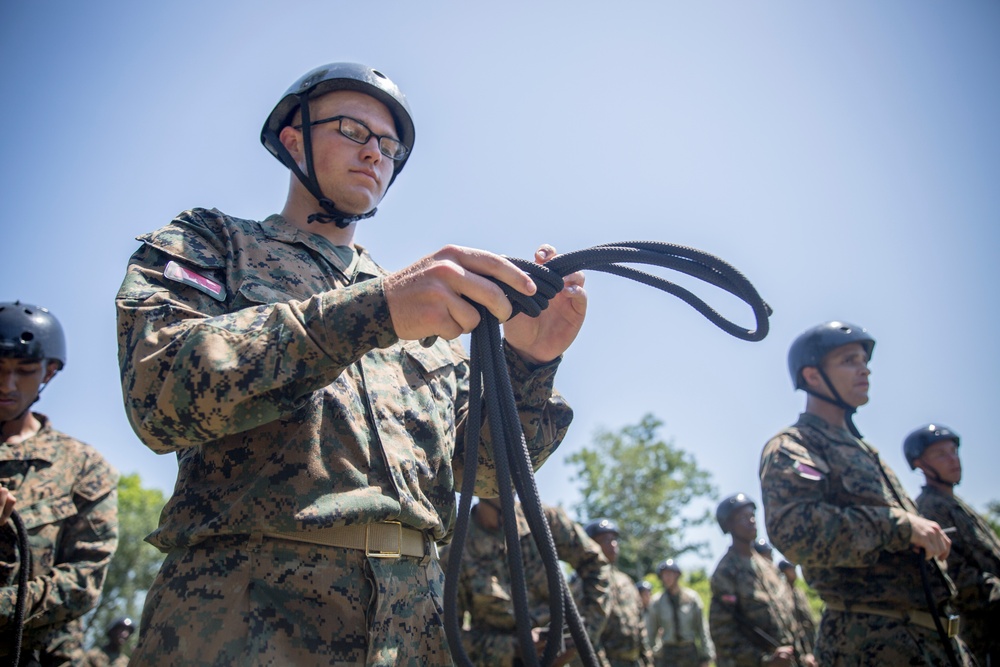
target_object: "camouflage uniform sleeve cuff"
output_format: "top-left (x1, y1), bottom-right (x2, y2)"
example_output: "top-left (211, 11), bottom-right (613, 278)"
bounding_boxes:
top-left (503, 340), bottom-right (561, 405)
top-left (888, 507), bottom-right (914, 552)
top-left (315, 278), bottom-right (398, 360)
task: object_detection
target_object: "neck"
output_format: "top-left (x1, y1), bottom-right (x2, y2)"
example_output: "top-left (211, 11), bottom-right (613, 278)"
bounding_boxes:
top-left (926, 477), bottom-right (955, 497)
top-left (667, 583), bottom-right (681, 595)
top-left (280, 186), bottom-right (358, 247)
top-left (732, 537), bottom-right (753, 557)
top-left (1, 411), bottom-right (42, 443)
top-left (804, 394), bottom-right (849, 431)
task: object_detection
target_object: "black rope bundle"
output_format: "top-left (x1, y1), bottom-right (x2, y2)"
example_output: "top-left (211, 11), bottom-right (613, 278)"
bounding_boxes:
top-left (444, 241), bottom-right (772, 667)
top-left (8, 510), bottom-right (31, 667)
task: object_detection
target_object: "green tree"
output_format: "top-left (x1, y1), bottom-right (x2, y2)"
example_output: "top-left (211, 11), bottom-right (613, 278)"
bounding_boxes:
top-left (567, 414), bottom-right (717, 580)
top-left (84, 473), bottom-right (166, 651)
top-left (985, 500), bottom-right (1000, 538)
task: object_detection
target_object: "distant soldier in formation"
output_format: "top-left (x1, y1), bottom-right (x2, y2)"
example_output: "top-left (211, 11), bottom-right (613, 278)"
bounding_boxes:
top-left (0, 302), bottom-right (119, 666)
top-left (777, 561), bottom-right (816, 657)
top-left (584, 519), bottom-right (653, 667)
top-left (646, 559), bottom-right (713, 667)
top-left (907, 423), bottom-right (1000, 667)
top-left (709, 493), bottom-right (815, 667)
top-left (636, 580), bottom-right (653, 619)
top-left (84, 617), bottom-right (135, 667)
top-left (753, 538), bottom-right (774, 562)
top-left (440, 498), bottom-right (610, 666)
top-left (760, 321), bottom-right (971, 665)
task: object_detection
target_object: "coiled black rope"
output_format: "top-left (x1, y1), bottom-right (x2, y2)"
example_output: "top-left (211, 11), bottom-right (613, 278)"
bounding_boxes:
top-left (918, 552), bottom-right (963, 667)
top-left (9, 510), bottom-right (31, 667)
top-left (443, 241), bottom-right (771, 667)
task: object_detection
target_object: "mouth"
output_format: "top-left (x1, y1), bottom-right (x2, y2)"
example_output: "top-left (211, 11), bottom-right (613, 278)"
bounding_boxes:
top-left (351, 168), bottom-right (379, 185)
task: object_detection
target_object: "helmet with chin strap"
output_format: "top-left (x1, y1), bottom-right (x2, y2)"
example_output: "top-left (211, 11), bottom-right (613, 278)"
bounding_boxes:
top-left (0, 301), bottom-right (66, 368)
top-left (260, 63), bottom-right (415, 228)
top-left (904, 423), bottom-right (960, 470)
top-left (788, 321), bottom-right (875, 437)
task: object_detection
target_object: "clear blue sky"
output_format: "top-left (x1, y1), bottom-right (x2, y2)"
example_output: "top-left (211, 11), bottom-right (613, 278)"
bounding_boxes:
top-left (2, 1), bottom-right (997, 568)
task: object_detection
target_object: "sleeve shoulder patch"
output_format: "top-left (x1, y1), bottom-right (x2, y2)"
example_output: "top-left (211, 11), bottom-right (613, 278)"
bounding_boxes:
top-left (775, 430), bottom-right (831, 478)
top-left (164, 260), bottom-right (227, 301)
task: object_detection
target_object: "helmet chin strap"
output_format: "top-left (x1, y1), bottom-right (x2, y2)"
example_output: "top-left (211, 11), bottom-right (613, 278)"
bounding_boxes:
top-left (806, 366), bottom-right (863, 438)
top-left (920, 461), bottom-right (958, 488)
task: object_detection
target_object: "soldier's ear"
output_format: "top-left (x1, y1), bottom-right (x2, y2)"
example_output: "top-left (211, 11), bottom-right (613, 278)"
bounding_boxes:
top-left (801, 366), bottom-right (822, 389)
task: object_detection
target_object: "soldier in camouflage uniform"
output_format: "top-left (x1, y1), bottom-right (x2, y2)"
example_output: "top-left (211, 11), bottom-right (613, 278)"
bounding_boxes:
top-left (440, 498), bottom-right (610, 666)
top-left (0, 302), bottom-right (119, 666)
top-left (906, 423), bottom-right (1000, 666)
top-left (84, 617), bottom-right (135, 667)
top-left (646, 559), bottom-right (713, 667)
top-left (777, 561), bottom-right (816, 657)
top-left (709, 494), bottom-right (815, 667)
top-left (583, 519), bottom-right (653, 667)
top-left (759, 321), bottom-right (972, 665)
top-left (115, 63), bottom-right (588, 666)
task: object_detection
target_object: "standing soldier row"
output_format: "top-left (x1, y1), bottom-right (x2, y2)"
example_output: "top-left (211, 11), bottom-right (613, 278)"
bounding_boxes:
top-left (760, 321), bottom-right (975, 665)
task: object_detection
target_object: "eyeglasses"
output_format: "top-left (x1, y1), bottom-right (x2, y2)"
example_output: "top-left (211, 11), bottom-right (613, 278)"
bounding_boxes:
top-left (294, 115), bottom-right (409, 161)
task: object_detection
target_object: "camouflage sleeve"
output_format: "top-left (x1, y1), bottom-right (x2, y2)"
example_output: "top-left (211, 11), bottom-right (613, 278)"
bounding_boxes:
top-left (0, 455), bottom-right (118, 631)
top-left (709, 569), bottom-right (768, 667)
top-left (115, 221), bottom-right (398, 453)
top-left (453, 342), bottom-right (574, 497)
top-left (759, 434), bottom-right (912, 569)
top-left (693, 595), bottom-right (715, 663)
top-left (928, 500), bottom-right (1000, 612)
top-left (545, 505), bottom-right (610, 639)
top-left (645, 595), bottom-right (662, 653)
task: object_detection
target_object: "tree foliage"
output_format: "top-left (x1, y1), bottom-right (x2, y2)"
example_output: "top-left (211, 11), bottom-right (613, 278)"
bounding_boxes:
top-left (566, 414), bottom-right (716, 580)
top-left (84, 473), bottom-right (166, 651)
top-left (986, 500), bottom-right (1000, 539)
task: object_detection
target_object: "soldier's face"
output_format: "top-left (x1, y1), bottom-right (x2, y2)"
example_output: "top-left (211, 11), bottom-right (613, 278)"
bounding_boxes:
top-left (814, 342), bottom-right (871, 408)
top-left (280, 90), bottom-right (397, 216)
top-left (593, 532), bottom-right (619, 564)
top-left (917, 439), bottom-right (962, 485)
top-left (0, 358), bottom-right (55, 423)
top-left (728, 505), bottom-right (758, 542)
top-left (659, 570), bottom-right (680, 590)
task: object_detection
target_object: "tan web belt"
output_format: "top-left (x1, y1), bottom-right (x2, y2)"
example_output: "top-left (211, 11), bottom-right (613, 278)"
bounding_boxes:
top-left (262, 521), bottom-right (438, 559)
top-left (824, 601), bottom-right (959, 638)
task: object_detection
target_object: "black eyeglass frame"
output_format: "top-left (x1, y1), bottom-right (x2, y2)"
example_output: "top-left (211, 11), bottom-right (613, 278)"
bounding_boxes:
top-left (293, 115), bottom-right (409, 161)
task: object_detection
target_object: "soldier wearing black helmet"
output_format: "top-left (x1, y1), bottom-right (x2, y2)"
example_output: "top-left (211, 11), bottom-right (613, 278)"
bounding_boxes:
top-left (116, 63), bottom-right (587, 665)
top-left (708, 494), bottom-right (813, 667)
top-left (583, 519), bottom-right (653, 666)
top-left (907, 424), bottom-right (1000, 666)
top-left (84, 617), bottom-right (135, 667)
top-left (759, 322), bottom-right (971, 664)
top-left (0, 301), bottom-right (119, 666)
top-left (647, 558), bottom-right (714, 667)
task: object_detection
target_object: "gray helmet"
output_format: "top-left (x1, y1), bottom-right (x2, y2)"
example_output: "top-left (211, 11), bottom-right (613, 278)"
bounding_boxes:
top-left (904, 423), bottom-right (960, 470)
top-left (788, 321), bottom-right (874, 390)
top-left (753, 538), bottom-right (773, 556)
top-left (260, 63), bottom-right (415, 227)
top-left (716, 493), bottom-right (756, 534)
top-left (108, 617), bottom-right (135, 635)
top-left (0, 301), bottom-right (66, 369)
top-left (584, 518), bottom-right (620, 539)
top-left (777, 559), bottom-right (795, 572)
top-left (656, 558), bottom-right (681, 574)
top-left (637, 580), bottom-right (654, 592)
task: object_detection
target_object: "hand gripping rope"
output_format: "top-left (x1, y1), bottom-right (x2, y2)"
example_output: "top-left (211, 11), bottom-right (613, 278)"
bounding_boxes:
top-left (444, 241), bottom-right (772, 667)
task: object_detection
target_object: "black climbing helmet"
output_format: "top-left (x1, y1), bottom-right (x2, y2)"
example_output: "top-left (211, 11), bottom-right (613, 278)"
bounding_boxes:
top-left (904, 423), bottom-right (960, 470)
top-left (0, 301), bottom-right (66, 369)
top-left (716, 493), bottom-right (756, 534)
top-left (787, 321), bottom-right (874, 391)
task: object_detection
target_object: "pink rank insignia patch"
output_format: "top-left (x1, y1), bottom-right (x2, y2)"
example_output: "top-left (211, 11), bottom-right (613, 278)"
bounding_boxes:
top-left (163, 260), bottom-right (227, 301)
top-left (721, 594), bottom-right (737, 605)
top-left (794, 461), bottom-right (823, 481)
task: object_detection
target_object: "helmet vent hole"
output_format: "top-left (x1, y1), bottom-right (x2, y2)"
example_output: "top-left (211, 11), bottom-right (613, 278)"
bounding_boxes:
top-left (21, 332), bottom-right (34, 343)
top-left (372, 70), bottom-right (387, 79)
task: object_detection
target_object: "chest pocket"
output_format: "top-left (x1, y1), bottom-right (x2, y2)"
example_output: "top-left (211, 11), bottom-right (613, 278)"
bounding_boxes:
top-left (401, 342), bottom-right (460, 405)
top-left (836, 447), bottom-right (896, 507)
top-left (19, 493), bottom-right (78, 531)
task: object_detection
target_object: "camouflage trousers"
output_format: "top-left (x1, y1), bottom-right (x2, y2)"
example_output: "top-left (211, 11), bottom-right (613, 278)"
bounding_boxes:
top-left (816, 608), bottom-right (972, 666)
top-left (654, 643), bottom-right (700, 667)
top-left (129, 535), bottom-right (454, 666)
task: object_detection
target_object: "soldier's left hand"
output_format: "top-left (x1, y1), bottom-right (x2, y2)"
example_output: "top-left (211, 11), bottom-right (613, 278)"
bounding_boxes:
top-left (0, 486), bottom-right (15, 524)
top-left (802, 654), bottom-right (818, 667)
top-left (503, 245), bottom-right (587, 365)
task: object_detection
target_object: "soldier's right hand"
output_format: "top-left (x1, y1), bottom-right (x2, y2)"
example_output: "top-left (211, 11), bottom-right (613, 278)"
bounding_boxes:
top-left (0, 486), bottom-right (15, 524)
top-left (383, 245), bottom-right (537, 341)
top-left (765, 646), bottom-right (795, 666)
top-left (907, 512), bottom-right (951, 560)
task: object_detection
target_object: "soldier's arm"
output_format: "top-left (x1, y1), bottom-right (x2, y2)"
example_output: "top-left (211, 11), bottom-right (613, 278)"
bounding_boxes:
top-left (759, 434), bottom-right (912, 568)
top-left (709, 571), bottom-right (770, 667)
top-left (540, 505), bottom-right (610, 640)
top-left (693, 594), bottom-right (716, 663)
top-left (0, 455), bottom-right (118, 630)
top-left (116, 213), bottom-right (398, 454)
top-left (451, 346), bottom-right (574, 497)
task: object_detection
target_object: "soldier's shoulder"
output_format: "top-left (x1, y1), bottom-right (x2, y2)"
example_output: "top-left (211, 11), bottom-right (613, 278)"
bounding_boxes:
top-left (761, 425), bottom-right (830, 478)
top-left (38, 426), bottom-right (119, 500)
top-left (134, 207), bottom-right (260, 268)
